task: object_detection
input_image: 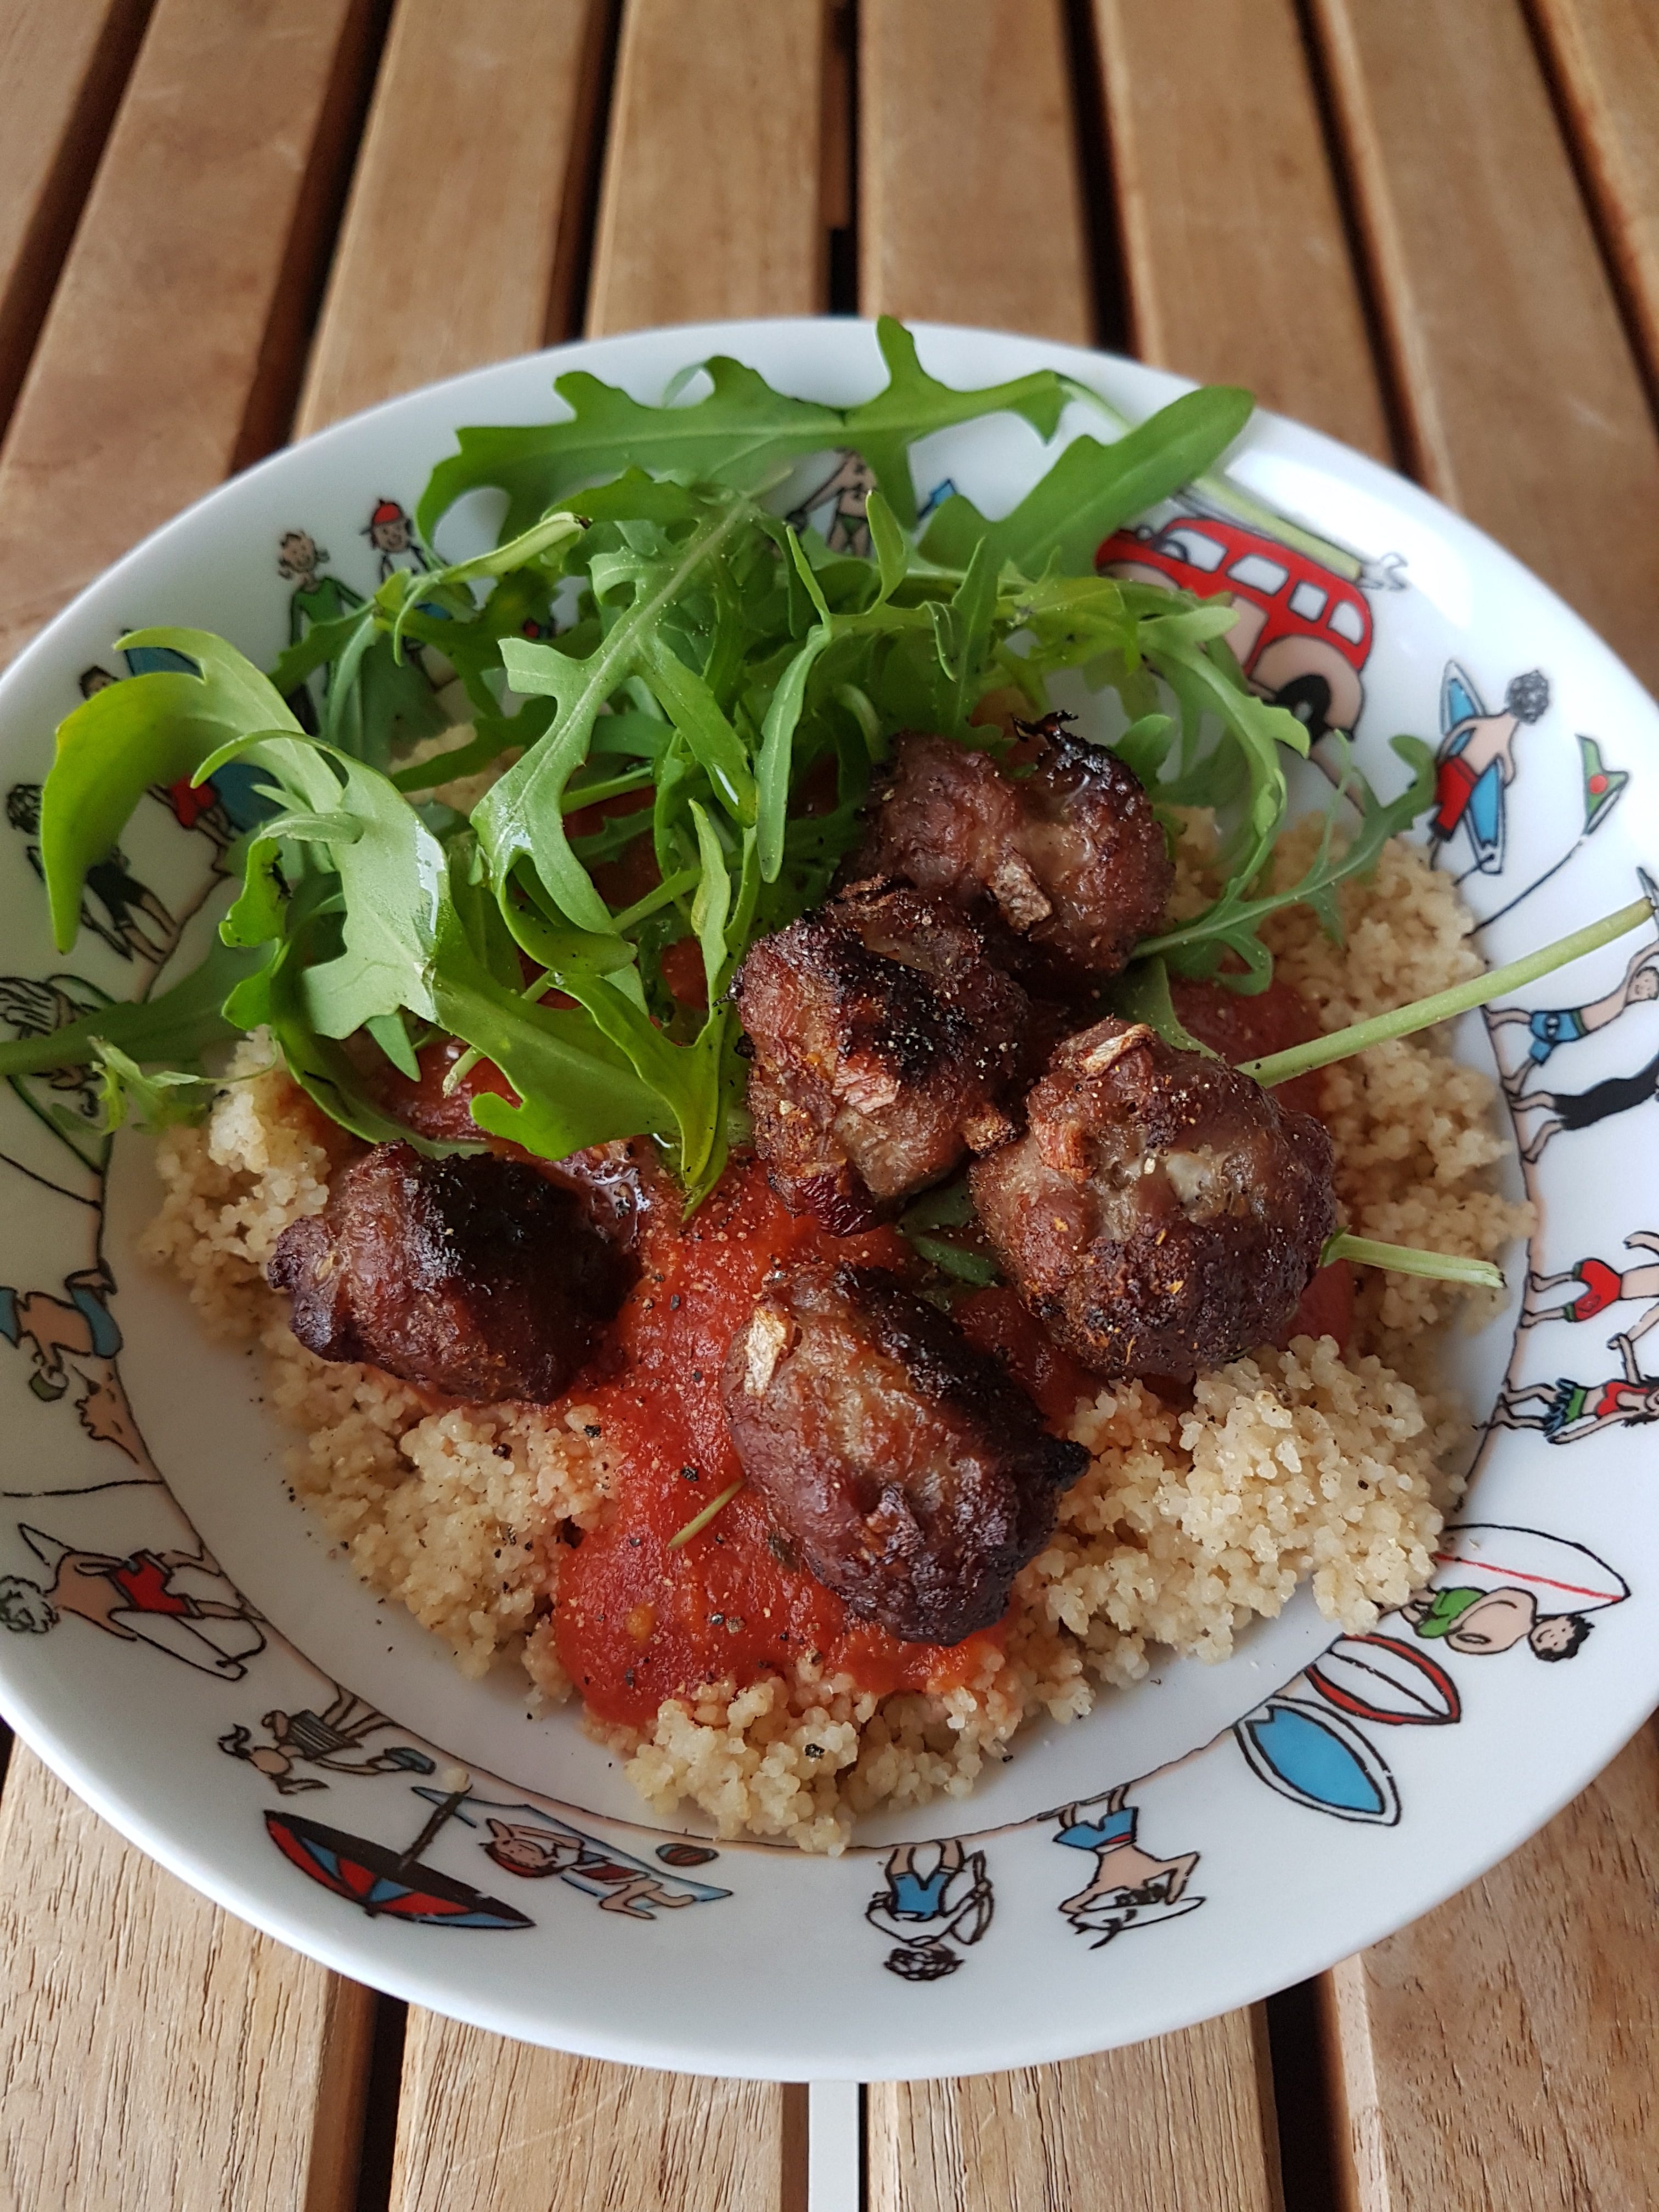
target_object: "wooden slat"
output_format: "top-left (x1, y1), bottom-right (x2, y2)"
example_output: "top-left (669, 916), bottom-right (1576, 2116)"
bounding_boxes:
top-left (1306, 0), bottom-right (1659, 692)
top-left (1528, 0), bottom-right (1659, 400)
top-left (387, 2013), bottom-right (802, 2212)
top-left (0, 0), bottom-right (381, 673)
top-left (868, 2012), bottom-right (1283, 2212)
top-left (1324, 1724), bottom-right (1659, 2210)
top-left (0, 0), bottom-right (153, 437)
top-left (585, 0), bottom-right (828, 335)
top-left (859, 0), bottom-right (1094, 343)
top-left (0, 1748), bottom-right (374, 2211)
top-left (297, 0), bottom-right (611, 437)
top-left (1090, 0), bottom-right (1392, 456)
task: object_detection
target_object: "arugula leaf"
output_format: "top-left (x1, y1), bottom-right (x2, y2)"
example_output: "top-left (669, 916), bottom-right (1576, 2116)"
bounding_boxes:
top-left (91, 1043), bottom-right (222, 1133)
top-left (1139, 735), bottom-right (1437, 984)
top-left (40, 628), bottom-right (299, 950)
top-left (417, 316), bottom-right (1074, 542)
top-left (921, 385), bottom-right (1254, 575)
top-left (484, 493), bottom-right (753, 927)
top-left (0, 933), bottom-right (259, 1083)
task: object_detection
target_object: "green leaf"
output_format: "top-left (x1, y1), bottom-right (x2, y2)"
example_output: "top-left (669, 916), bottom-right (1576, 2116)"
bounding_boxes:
top-left (416, 320), bottom-right (1075, 542)
top-left (865, 487), bottom-right (908, 605)
top-left (1140, 735), bottom-right (1437, 984)
top-left (0, 934), bottom-right (260, 1083)
top-left (1103, 958), bottom-right (1219, 1055)
top-left (921, 385), bottom-right (1255, 575)
top-left (90, 1043), bottom-right (222, 1133)
top-left (482, 493), bottom-right (753, 927)
top-left (39, 628), bottom-right (300, 950)
top-left (929, 538), bottom-right (1001, 736)
top-left (641, 634), bottom-right (757, 823)
top-left (755, 618), bottom-right (833, 883)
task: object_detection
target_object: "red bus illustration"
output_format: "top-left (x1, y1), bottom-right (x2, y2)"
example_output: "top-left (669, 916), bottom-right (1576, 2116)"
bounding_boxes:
top-left (1096, 517), bottom-right (1372, 742)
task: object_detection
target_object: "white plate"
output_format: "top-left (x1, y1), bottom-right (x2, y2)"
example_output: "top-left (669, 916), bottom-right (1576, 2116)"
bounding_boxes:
top-left (1, 319), bottom-right (1656, 2080)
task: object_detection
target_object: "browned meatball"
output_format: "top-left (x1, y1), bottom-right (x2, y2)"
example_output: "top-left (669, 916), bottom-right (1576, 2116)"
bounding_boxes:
top-left (732, 879), bottom-right (1033, 1234)
top-left (721, 1262), bottom-right (1087, 1643)
top-left (848, 717), bottom-right (1172, 985)
top-left (969, 1019), bottom-right (1337, 1380)
top-left (268, 1143), bottom-right (635, 1402)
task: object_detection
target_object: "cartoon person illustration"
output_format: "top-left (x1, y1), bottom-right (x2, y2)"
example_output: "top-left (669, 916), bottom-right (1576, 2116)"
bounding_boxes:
top-left (0, 975), bottom-right (108, 1119)
top-left (1052, 1786), bottom-right (1204, 1948)
top-left (787, 450), bottom-right (877, 557)
top-left (5, 783), bottom-right (178, 964)
top-left (1427, 663), bottom-right (1549, 875)
top-left (1489, 941), bottom-right (1659, 1093)
top-left (363, 498), bottom-right (430, 582)
top-left (1511, 1041), bottom-right (1659, 1163)
top-left (1493, 1332), bottom-right (1659, 1442)
top-left (279, 529), bottom-right (364, 642)
top-left (0, 1263), bottom-right (149, 1464)
top-left (866, 1837), bottom-right (994, 1979)
top-left (0, 1527), bottom-right (264, 1678)
top-left (1397, 1523), bottom-right (1628, 1661)
top-left (479, 1819), bottom-right (698, 1918)
top-left (219, 1686), bottom-right (436, 1794)
top-left (1521, 1232), bottom-right (1659, 1341)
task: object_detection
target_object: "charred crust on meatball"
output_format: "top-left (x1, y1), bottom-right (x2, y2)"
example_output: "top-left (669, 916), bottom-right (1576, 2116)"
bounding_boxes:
top-left (846, 717), bottom-right (1173, 986)
top-left (268, 1143), bottom-right (636, 1402)
top-left (969, 1017), bottom-right (1338, 1381)
top-left (732, 879), bottom-right (1034, 1232)
top-left (721, 1261), bottom-right (1087, 1644)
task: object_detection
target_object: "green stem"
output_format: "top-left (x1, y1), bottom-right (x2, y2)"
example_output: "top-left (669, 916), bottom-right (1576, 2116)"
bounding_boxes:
top-left (1243, 894), bottom-right (1655, 1087)
top-left (667, 1477), bottom-right (745, 1549)
top-left (1322, 1231), bottom-right (1504, 1291)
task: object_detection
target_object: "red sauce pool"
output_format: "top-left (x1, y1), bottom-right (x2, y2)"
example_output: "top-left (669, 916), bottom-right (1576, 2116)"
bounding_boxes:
top-left (549, 1155), bottom-right (1008, 1731)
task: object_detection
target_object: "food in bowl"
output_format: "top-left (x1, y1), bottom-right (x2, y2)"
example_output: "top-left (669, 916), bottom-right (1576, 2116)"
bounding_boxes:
top-left (7, 323), bottom-right (1635, 1849)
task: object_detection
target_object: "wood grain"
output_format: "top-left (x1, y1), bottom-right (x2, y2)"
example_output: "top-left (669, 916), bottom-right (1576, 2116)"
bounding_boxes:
top-left (387, 2012), bottom-right (802, 2212)
top-left (0, 0), bottom-right (153, 437)
top-left (585, 0), bottom-right (828, 334)
top-left (1306, 0), bottom-right (1659, 691)
top-left (860, 0), bottom-right (1094, 343)
top-left (297, 0), bottom-right (612, 436)
top-left (0, 0), bottom-right (381, 672)
top-left (868, 2009), bottom-right (1283, 2212)
top-left (1323, 1722), bottom-right (1659, 2212)
top-left (1090, 0), bottom-right (1391, 456)
top-left (1527, 0), bottom-right (1659, 398)
top-left (0, 1748), bottom-right (374, 2212)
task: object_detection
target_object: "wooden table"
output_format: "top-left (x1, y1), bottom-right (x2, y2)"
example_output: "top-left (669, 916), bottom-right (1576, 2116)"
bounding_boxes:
top-left (2, 3), bottom-right (1657, 2204)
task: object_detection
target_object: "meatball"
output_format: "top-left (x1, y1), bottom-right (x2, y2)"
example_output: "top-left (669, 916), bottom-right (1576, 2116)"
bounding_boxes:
top-left (732, 879), bottom-right (1033, 1234)
top-left (848, 717), bottom-right (1172, 984)
top-left (268, 1143), bottom-right (634, 1402)
top-left (721, 1262), bottom-right (1087, 1643)
top-left (969, 1019), bottom-right (1338, 1380)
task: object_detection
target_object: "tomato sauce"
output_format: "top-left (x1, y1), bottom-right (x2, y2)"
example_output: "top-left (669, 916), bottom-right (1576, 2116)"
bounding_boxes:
top-left (549, 1154), bottom-right (1007, 1731)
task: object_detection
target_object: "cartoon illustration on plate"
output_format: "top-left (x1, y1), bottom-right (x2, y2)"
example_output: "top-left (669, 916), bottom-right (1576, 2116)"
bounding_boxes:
top-left (1489, 943), bottom-right (1659, 1096)
top-left (1397, 1523), bottom-right (1628, 1662)
top-left (1235, 1693), bottom-right (1403, 1824)
top-left (867, 1838), bottom-right (994, 1979)
top-left (0, 975), bottom-right (110, 1150)
top-left (428, 1788), bottom-right (730, 1918)
top-left (5, 782), bottom-right (178, 965)
top-left (1511, 1037), bottom-right (1659, 1163)
top-left (1052, 1786), bottom-right (1204, 1948)
top-left (363, 497), bottom-right (430, 583)
top-left (1521, 1235), bottom-right (1659, 1341)
top-left (0, 1263), bottom-right (148, 1465)
top-left (1426, 663), bottom-right (1550, 877)
top-left (219, 1685), bottom-right (438, 1795)
top-left (0, 1523), bottom-right (264, 1677)
top-left (1097, 509), bottom-right (1382, 749)
top-left (266, 1772), bottom-right (535, 1931)
top-left (787, 450), bottom-right (878, 557)
top-left (1492, 1336), bottom-right (1659, 1442)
